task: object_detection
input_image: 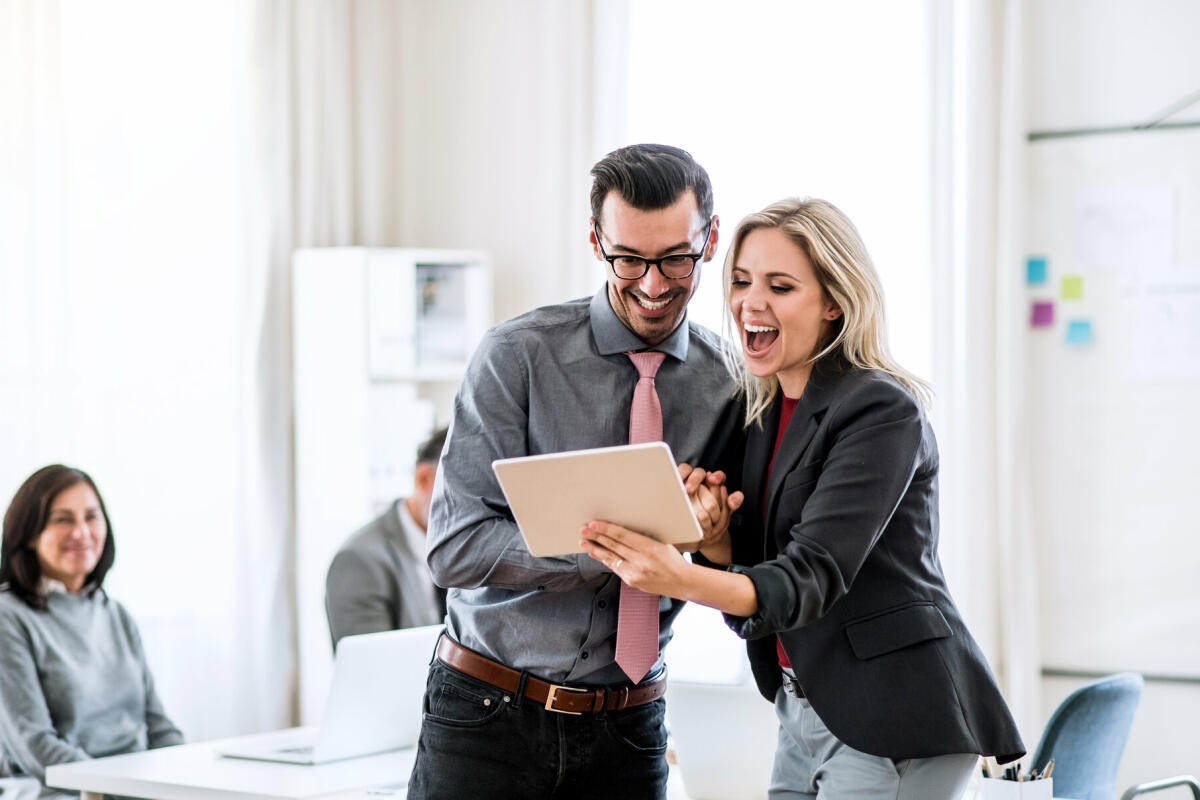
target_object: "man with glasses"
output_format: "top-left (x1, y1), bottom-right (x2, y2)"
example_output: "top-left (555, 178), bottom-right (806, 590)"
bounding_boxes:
top-left (408, 144), bottom-right (740, 800)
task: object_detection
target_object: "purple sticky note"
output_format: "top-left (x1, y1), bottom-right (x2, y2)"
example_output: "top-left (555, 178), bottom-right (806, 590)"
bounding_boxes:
top-left (1031, 301), bottom-right (1054, 328)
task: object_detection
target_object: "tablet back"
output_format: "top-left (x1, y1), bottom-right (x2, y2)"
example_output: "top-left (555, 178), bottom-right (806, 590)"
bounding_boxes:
top-left (492, 442), bottom-right (703, 557)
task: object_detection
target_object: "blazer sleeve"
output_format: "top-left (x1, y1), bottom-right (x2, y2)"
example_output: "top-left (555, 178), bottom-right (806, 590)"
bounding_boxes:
top-left (727, 380), bottom-right (928, 638)
top-left (325, 545), bottom-right (396, 648)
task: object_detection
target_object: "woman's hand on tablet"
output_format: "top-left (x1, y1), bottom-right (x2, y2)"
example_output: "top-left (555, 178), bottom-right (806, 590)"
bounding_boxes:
top-left (579, 520), bottom-right (691, 598)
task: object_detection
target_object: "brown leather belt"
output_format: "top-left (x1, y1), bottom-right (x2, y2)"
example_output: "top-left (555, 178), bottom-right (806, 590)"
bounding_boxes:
top-left (435, 634), bottom-right (666, 715)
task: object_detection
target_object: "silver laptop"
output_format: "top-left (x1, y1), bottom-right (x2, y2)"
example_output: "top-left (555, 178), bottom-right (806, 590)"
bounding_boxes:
top-left (218, 624), bottom-right (441, 765)
top-left (666, 681), bottom-right (779, 800)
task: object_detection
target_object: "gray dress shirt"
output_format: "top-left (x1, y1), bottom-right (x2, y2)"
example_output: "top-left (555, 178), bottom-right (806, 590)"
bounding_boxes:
top-left (426, 288), bottom-right (737, 685)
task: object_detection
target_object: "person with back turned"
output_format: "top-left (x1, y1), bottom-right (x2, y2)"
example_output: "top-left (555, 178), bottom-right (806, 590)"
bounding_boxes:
top-left (325, 427), bottom-right (449, 649)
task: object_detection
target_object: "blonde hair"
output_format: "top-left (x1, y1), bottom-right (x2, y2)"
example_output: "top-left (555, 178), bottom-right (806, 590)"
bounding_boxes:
top-left (721, 197), bottom-right (931, 426)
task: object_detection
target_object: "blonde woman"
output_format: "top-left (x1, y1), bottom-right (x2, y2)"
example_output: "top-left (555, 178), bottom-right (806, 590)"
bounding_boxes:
top-left (582, 198), bottom-right (1023, 798)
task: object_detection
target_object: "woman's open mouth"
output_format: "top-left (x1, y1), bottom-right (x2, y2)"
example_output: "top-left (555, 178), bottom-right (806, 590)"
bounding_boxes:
top-left (744, 323), bottom-right (779, 355)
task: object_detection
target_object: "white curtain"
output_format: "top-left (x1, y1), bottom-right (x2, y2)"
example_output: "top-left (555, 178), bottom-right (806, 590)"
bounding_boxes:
top-left (389, 0), bottom-right (623, 319)
top-left (0, 0), bottom-right (397, 737)
top-left (2, 0), bottom-right (626, 739)
top-left (0, 0), bottom-right (280, 739)
top-left (236, 0), bottom-right (410, 729)
top-left (929, 0), bottom-right (1041, 740)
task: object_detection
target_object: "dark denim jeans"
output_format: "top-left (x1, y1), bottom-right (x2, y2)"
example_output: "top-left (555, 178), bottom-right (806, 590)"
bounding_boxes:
top-left (406, 661), bottom-right (668, 800)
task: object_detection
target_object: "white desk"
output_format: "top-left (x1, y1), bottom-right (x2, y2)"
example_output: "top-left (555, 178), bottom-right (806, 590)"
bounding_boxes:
top-left (42, 729), bottom-right (701, 800)
top-left (54, 730), bottom-right (1044, 800)
top-left (45, 727), bottom-right (415, 800)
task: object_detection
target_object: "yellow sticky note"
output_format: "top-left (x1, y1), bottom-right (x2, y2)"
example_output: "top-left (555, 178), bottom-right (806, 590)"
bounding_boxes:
top-left (1061, 275), bottom-right (1083, 300)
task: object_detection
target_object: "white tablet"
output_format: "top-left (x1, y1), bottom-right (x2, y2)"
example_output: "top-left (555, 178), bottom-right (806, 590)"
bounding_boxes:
top-left (492, 442), bottom-right (703, 557)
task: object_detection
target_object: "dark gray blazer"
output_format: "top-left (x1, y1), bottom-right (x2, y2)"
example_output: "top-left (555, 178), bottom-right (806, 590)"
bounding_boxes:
top-left (325, 500), bottom-right (446, 649)
top-left (726, 358), bottom-right (1025, 763)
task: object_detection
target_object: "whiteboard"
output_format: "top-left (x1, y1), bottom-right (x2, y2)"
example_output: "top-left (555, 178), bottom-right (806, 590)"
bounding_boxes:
top-left (1026, 127), bottom-right (1200, 678)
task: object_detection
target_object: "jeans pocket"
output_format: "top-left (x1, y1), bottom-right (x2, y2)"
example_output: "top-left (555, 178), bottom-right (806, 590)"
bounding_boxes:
top-left (423, 664), bottom-right (508, 728)
top-left (604, 699), bottom-right (667, 755)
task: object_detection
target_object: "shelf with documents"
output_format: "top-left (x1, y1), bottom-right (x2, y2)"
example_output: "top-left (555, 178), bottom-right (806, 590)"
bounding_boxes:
top-left (291, 246), bottom-right (492, 723)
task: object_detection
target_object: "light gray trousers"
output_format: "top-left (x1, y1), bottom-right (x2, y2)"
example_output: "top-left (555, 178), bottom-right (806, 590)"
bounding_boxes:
top-left (769, 673), bottom-right (979, 800)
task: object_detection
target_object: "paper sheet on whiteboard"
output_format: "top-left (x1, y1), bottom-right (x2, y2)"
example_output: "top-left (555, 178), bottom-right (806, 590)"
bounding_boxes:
top-left (1076, 185), bottom-right (1176, 272)
top-left (1121, 265), bottom-right (1200, 379)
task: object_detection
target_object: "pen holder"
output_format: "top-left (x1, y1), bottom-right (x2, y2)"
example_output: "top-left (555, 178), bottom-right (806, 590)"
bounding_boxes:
top-left (980, 777), bottom-right (1053, 799)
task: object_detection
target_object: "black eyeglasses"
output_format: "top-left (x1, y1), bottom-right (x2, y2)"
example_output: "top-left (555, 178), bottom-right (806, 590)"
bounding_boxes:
top-left (593, 220), bottom-right (713, 280)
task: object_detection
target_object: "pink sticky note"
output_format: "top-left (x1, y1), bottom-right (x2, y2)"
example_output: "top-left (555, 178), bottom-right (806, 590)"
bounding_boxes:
top-left (1031, 301), bottom-right (1054, 328)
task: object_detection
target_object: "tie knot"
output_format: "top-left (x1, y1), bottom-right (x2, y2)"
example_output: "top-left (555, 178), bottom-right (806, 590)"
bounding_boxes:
top-left (626, 350), bottom-right (666, 379)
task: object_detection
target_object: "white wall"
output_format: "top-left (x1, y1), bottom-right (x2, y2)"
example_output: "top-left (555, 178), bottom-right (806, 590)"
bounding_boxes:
top-left (623, 0), bottom-right (933, 383)
top-left (1026, 0), bottom-right (1200, 133)
top-left (1024, 0), bottom-right (1200, 792)
top-left (622, 0), bottom-right (936, 687)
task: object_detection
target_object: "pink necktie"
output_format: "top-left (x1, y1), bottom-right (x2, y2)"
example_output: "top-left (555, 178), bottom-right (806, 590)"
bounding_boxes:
top-left (615, 350), bottom-right (666, 683)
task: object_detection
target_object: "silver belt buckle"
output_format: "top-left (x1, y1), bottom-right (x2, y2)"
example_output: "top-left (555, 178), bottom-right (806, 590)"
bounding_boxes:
top-left (544, 684), bottom-right (587, 715)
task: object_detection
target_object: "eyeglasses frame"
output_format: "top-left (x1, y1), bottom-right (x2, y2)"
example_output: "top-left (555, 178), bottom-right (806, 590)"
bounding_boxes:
top-left (593, 218), bottom-right (714, 281)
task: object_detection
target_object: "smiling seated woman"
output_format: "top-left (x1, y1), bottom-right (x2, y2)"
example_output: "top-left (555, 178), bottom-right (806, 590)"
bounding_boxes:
top-left (0, 464), bottom-right (183, 796)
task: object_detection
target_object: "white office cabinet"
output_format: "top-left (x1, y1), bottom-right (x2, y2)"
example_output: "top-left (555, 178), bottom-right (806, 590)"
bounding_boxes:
top-left (292, 247), bottom-right (491, 723)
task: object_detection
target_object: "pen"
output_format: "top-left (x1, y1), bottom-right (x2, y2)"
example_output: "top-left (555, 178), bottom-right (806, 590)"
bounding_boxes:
top-left (1041, 759), bottom-right (1055, 779)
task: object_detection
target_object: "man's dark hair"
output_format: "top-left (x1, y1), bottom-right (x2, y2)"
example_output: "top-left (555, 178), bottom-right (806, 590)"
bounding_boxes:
top-left (589, 144), bottom-right (713, 227)
top-left (416, 427), bottom-right (449, 466)
top-left (1, 464), bottom-right (116, 610)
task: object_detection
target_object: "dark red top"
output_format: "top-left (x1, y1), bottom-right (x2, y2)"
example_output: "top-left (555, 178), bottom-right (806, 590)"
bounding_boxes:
top-left (767, 395), bottom-right (799, 670)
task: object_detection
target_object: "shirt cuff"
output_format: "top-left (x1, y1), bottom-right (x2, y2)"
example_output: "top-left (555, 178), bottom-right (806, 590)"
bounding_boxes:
top-left (690, 551), bottom-right (719, 569)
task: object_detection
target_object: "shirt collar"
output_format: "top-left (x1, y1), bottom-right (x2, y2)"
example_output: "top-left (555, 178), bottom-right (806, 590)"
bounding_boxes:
top-left (394, 498), bottom-right (427, 558)
top-left (39, 577), bottom-right (69, 595)
top-left (588, 286), bottom-right (690, 362)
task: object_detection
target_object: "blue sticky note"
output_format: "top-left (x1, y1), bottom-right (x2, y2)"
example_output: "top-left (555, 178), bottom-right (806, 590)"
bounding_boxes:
top-left (1026, 256), bottom-right (1048, 285)
top-left (1065, 319), bottom-right (1092, 345)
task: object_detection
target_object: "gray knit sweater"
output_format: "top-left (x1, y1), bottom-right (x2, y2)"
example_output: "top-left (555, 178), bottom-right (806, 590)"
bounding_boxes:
top-left (0, 585), bottom-right (183, 783)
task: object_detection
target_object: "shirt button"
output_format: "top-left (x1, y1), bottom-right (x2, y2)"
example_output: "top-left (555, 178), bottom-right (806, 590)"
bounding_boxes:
top-left (598, 600), bottom-right (607, 609)
top-left (581, 651), bottom-right (589, 659)
top-left (537, 585), bottom-right (546, 591)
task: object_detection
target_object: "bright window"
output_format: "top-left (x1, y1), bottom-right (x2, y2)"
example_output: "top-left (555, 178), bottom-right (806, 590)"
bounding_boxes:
top-left (624, 0), bottom-right (932, 682)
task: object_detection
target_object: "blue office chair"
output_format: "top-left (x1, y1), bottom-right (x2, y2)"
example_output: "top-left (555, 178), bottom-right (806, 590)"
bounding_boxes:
top-left (1121, 775), bottom-right (1200, 799)
top-left (1030, 672), bottom-right (1143, 800)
